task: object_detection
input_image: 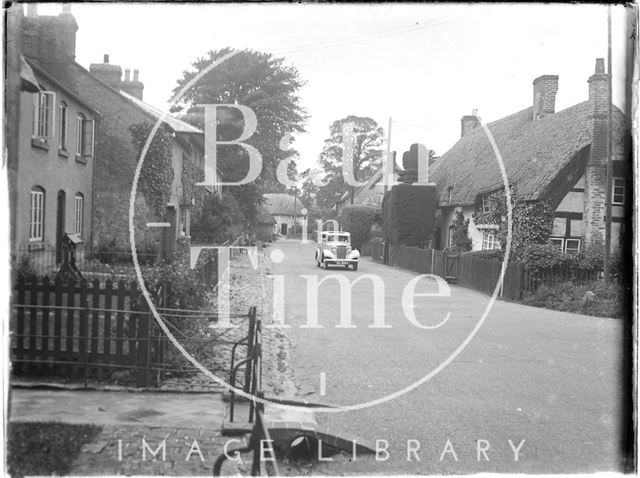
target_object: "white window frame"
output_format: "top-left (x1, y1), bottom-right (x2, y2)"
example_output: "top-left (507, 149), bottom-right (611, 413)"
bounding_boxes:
top-left (564, 238), bottom-right (581, 255)
top-left (59, 101), bottom-right (68, 150)
top-left (76, 114), bottom-right (95, 159)
top-left (482, 232), bottom-right (499, 250)
top-left (549, 237), bottom-right (581, 255)
top-left (612, 178), bottom-right (625, 205)
top-left (549, 237), bottom-right (564, 251)
top-left (32, 91), bottom-right (55, 141)
top-left (74, 193), bottom-right (84, 236)
top-left (29, 188), bottom-right (45, 242)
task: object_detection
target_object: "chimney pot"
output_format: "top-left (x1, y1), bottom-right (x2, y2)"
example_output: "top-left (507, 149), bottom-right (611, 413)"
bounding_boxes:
top-left (588, 58), bottom-right (608, 116)
top-left (133, 69), bottom-right (139, 82)
top-left (26, 4), bottom-right (38, 17)
top-left (103, 54), bottom-right (109, 63)
top-left (124, 69), bottom-right (130, 81)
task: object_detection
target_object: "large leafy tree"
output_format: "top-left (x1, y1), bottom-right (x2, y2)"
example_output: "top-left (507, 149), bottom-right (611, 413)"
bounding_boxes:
top-left (317, 116), bottom-right (384, 209)
top-left (170, 48), bottom-right (308, 222)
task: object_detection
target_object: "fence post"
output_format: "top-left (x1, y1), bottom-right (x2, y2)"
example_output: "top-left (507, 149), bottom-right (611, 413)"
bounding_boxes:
top-left (135, 287), bottom-right (151, 388)
top-left (79, 282), bottom-right (89, 388)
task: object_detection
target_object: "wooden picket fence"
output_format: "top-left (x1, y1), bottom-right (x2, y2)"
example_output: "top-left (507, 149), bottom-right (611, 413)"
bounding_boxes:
top-left (371, 242), bottom-right (600, 301)
top-left (11, 277), bottom-right (159, 386)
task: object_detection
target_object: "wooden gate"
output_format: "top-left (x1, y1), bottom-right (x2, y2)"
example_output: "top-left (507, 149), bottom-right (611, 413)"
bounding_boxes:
top-left (444, 250), bottom-right (459, 283)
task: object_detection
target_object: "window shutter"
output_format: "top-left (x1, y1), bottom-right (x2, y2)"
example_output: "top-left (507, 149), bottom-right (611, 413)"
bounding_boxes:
top-left (76, 115), bottom-right (84, 156)
top-left (83, 119), bottom-right (95, 158)
top-left (32, 93), bottom-right (38, 136)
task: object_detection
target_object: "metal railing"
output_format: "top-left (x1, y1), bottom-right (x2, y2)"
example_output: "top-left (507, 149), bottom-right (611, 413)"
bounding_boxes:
top-left (228, 306), bottom-right (260, 423)
top-left (213, 392), bottom-right (279, 476)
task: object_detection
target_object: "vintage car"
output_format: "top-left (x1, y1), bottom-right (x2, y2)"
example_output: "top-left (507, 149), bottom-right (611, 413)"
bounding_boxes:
top-left (315, 231), bottom-right (360, 270)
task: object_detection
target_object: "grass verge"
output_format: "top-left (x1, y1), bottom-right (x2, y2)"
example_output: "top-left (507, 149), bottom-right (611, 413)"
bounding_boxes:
top-left (7, 422), bottom-right (101, 477)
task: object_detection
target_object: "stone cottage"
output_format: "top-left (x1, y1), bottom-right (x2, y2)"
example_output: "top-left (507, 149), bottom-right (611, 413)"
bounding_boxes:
top-left (430, 59), bottom-right (630, 254)
top-left (20, 5), bottom-right (211, 260)
top-left (8, 4), bottom-right (101, 272)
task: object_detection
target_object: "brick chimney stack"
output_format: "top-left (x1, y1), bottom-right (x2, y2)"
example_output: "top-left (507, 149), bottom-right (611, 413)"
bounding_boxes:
top-left (583, 58), bottom-right (610, 246)
top-left (460, 109), bottom-right (480, 138)
top-left (89, 54), bottom-right (122, 90)
top-left (532, 75), bottom-right (559, 120)
top-left (121, 68), bottom-right (144, 100)
top-left (22, 4), bottom-right (78, 63)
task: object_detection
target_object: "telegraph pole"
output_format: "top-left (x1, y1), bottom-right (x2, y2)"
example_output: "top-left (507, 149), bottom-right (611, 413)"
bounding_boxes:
top-left (604, 6), bottom-right (613, 280)
top-left (384, 116), bottom-right (392, 194)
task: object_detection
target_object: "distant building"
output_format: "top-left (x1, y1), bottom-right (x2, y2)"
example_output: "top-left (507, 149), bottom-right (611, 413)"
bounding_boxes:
top-left (430, 60), bottom-right (630, 253)
top-left (263, 193), bottom-right (307, 236)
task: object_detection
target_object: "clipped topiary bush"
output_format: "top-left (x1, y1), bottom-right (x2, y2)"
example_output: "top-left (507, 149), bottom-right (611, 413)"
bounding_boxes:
top-left (382, 183), bottom-right (437, 248)
top-left (339, 205), bottom-right (376, 251)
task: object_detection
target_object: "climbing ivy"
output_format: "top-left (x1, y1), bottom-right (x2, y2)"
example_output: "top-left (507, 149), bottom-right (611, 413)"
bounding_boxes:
top-left (130, 122), bottom-right (174, 218)
top-left (180, 152), bottom-right (205, 208)
top-left (472, 185), bottom-right (554, 261)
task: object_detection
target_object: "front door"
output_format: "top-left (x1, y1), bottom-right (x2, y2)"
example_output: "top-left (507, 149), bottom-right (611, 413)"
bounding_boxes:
top-left (56, 190), bottom-right (66, 263)
top-left (280, 223), bottom-right (287, 235)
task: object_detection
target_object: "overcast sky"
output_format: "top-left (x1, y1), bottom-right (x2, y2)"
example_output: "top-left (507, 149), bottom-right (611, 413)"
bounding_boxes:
top-left (37, 3), bottom-right (632, 170)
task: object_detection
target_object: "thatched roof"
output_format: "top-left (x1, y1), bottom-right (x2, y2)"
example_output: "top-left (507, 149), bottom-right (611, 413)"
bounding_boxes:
top-left (263, 193), bottom-right (306, 216)
top-left (256, 205), bottom-right (276, 225)
top-left (429, 102), bottom-right (626, 206)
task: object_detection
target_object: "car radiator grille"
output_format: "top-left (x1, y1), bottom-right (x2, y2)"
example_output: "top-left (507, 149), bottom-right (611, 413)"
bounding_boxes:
top-left (336, 245), bottom-right (347, 259)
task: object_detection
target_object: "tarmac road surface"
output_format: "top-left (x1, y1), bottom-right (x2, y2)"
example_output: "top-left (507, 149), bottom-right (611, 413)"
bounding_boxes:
top-left (265, 238), bottom-right (628, 474)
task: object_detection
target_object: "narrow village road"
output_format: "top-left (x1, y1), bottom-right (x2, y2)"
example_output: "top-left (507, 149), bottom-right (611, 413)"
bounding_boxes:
top-left (267, 239), bottom-right (626, 474)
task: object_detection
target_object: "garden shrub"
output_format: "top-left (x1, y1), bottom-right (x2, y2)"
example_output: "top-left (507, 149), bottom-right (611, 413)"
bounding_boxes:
top-left (464, 249), bottom-right (504, 261)
top-left (339, 205), bottom-right (376, 250)
top-left (519, 243), bottom-right (605, 275)
top-left (13, 254), bottom-right (37, 281)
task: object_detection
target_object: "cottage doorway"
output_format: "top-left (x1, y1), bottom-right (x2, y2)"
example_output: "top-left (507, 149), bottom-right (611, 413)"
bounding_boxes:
top-left (280, 223), bottom-right (288, 235)
top-left (56, 190), bottom-right (66, 263)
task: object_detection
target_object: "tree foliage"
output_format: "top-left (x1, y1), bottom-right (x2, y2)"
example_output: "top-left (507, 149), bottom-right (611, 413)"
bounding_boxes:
top-left (317, 116), bottom-right (384, 209)
top-left (170, 48), bottom-right (308, 223)
top-left (339, 205), bottom-right (376, 251)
